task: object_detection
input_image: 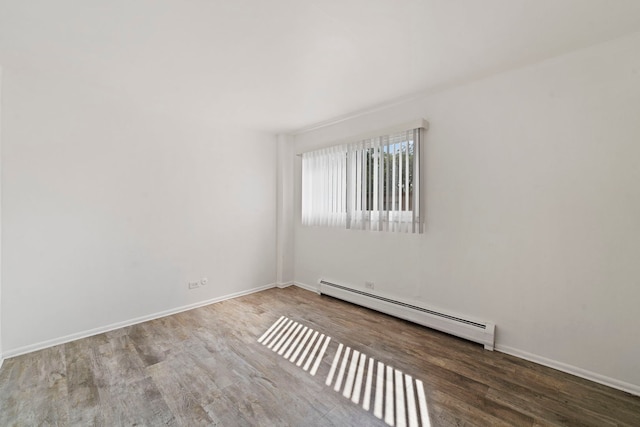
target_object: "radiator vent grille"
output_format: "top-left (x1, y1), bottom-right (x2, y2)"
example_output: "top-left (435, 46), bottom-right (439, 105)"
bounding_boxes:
top-left (320, 280), bottom-right (486, 329)
top-left (319, 279), bottom-right (495, 350)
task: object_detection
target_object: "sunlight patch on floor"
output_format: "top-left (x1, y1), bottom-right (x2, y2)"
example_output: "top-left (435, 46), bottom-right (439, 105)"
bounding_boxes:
top-left (258, 316), bottom-right (431, 426)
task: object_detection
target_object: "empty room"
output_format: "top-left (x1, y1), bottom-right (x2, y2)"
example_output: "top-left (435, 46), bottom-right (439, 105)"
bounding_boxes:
top-left (1, 0), bottom-right (640, 425)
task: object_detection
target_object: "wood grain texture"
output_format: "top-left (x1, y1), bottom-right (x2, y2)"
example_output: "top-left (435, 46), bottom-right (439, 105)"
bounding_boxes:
top-left (1, 286), bottom-right (639, 426)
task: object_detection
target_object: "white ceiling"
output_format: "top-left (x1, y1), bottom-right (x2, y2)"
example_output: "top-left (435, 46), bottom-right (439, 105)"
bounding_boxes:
top-left (2, 0), bottom-right (640, 133)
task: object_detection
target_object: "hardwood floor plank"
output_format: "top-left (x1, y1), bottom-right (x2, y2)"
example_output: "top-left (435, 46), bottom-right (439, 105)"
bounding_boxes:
top-left (100, 376), bottom-right (176, 426)
top-left (128, 323), bottom-right (170, 367)
top-left (65, 339), bottom-right (103, 425)
top-left (0, 347), bottom-right (70, 427)
top-left (146, 359), bottom-right (214, 426)
top-left (310, 402), bottom-right (387, 426)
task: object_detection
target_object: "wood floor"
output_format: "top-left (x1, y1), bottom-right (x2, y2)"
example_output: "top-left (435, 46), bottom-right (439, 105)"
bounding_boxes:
top-left (1, 286), bottom-right (639, 426)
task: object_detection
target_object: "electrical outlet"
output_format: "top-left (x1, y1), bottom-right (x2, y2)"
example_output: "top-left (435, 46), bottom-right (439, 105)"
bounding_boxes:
top-left (200, 277), bottom-right (208, 286)
top-left (188, 282), bottom-right (199, 289)
top-left (365, 281), bottom-right (375, 290)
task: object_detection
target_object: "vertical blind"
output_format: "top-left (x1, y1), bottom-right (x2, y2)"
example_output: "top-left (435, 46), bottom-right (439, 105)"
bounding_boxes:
top-left (302, 127), bottom-right (422, 233)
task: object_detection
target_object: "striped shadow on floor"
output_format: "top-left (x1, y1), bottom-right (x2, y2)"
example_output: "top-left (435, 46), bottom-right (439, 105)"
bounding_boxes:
top-left (258, 316), bottom-right (431, 427)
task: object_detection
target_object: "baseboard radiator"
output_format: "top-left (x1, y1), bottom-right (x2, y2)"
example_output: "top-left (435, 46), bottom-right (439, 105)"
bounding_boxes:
top-left (319, 279), bottom-right (496, 350)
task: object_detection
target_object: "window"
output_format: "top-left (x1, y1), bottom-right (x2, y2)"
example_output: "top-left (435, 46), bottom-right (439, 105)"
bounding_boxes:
top-left (302, 123), bottom-right (425, 233)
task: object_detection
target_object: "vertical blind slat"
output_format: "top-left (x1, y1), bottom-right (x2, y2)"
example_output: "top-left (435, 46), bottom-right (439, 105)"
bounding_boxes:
top-left (301, 128), bottom-right (422, 233)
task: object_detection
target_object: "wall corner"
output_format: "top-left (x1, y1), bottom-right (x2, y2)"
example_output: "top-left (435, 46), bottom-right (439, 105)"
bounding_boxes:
top-left (276, 134), bottom-right (295, 285)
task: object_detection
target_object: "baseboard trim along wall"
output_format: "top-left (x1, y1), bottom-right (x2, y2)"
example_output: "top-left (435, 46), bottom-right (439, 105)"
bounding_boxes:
top-left (496, 345), bottom-right (640, 397)
top-left (276, 281), bottom-right (294, 289)
top-left (294, 281), bottom-right (319, 293)
top-left (295, 281), bottom-right (639, 397)
top-left (4, 281), bottom-right (637, 397)
top-left (2, 282), bottom-right (277, 360)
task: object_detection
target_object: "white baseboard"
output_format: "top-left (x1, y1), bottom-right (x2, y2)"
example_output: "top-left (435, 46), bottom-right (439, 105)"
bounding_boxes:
top-left (294, 281), bottom-right (319, 293)
top-left (0, 357), bottom-right (4, 370)
top-left (496, 345), bottom-right (640, 397)
top-left (276, 281), bottom-right (293, 289)
top-left (2, 283), bottom-right (277, 359)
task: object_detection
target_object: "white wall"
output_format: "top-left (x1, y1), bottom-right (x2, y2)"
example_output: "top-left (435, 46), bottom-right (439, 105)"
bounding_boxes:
top-left (276, 134), bottom-right (295, 286)
top-left (0, 65), bottom-right (3, 366)
top-left (293, 32), bottom-right (640, 393)
top-left (1, 66), bottom-right (276, 353)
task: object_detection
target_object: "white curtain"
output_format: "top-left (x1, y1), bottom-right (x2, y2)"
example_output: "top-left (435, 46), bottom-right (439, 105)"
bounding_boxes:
top-left (302, 144), bottom-right (348, 228)
top-left (302, 128), bottom-right (422, 234)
